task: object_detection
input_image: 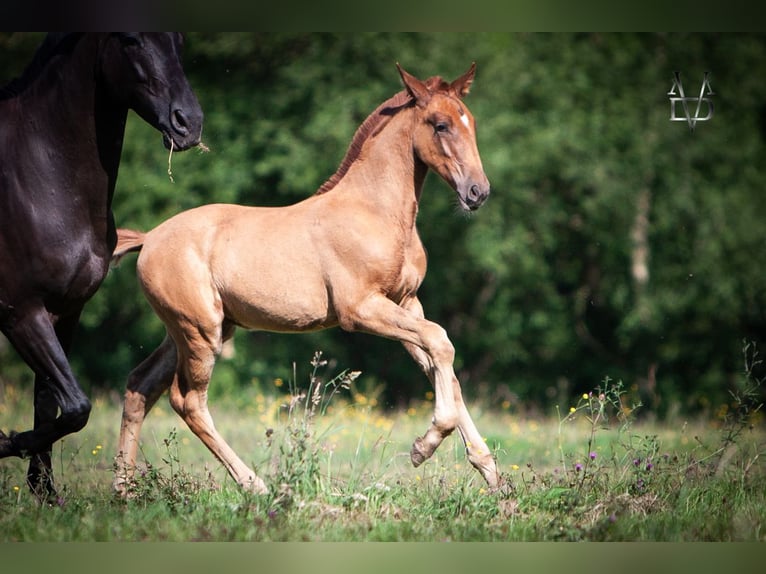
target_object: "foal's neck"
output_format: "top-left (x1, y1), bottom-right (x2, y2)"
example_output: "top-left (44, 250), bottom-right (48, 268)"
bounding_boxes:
top-left (340, 107), bottom-right (426, 229)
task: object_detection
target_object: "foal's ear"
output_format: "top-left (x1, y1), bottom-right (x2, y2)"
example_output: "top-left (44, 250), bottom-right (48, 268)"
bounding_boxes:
top-left (397, 63), bottom-right (431, 107)
top-left (450, 62), bottom-right (476, 98)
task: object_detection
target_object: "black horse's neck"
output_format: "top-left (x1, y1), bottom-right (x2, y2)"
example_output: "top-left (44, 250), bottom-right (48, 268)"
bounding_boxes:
top-left (19, 34), bottom-right (128, 214)
top-left (9, 34), bottom-right (128, 254)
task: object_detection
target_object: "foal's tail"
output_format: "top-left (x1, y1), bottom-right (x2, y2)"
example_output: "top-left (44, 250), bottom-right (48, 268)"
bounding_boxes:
top-left (111, 228), bottom-right (146, 266)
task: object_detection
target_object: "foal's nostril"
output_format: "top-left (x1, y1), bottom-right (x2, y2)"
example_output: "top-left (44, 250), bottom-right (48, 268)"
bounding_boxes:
top-left (469, 184), bottom-right (481, 200)
top-left (170, 108), bottom-right (189, 136)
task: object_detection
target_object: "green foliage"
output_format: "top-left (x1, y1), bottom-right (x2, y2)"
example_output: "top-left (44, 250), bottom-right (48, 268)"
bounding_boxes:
top-left (2, 33), bottom-right (765, 416)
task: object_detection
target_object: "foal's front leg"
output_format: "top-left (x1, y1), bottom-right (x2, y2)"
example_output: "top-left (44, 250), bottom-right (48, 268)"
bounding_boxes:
top-left (341, 294), bottom-right (461, 466)
top-left (399, 297), bottom-right (500, 489)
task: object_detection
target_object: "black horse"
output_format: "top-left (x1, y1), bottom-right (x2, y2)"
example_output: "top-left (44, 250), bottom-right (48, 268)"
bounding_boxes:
top-left (0, 33), bottom-right (203, 499)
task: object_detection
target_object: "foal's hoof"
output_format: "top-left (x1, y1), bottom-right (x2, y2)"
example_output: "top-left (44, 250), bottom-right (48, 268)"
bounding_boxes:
top-left (242, 476), bottom-right (269, 495)
top-left (410, 437), bottom-right (428, 468)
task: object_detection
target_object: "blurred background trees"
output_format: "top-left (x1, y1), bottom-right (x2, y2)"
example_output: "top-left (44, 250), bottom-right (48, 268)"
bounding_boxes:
top-left (1, 33), bottom-right (764, 416)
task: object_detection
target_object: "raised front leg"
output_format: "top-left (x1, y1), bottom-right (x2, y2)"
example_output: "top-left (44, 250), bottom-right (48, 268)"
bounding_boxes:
top-left (26, 312), bottom-right (83, 501)
top-left (0, 307), bottom-right (91, 472)
top-left (399, 298), bottom-right (500, 489)
top-left (339, 294), bottom-right (467, 472)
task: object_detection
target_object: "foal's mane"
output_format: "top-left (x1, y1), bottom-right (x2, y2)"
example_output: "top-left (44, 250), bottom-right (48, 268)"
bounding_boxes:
top-left (316, 89), bottom-right (413, 194)
top-left (316, 75), bottom-right (454, 195)
top-left (0, 33), bottom-right (83, 99)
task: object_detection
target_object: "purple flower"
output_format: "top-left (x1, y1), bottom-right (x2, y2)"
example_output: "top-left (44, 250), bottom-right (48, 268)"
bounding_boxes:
top-left (589, 452), bottom-right (597, 460)
top-left (633, 458), bottom-right (641, 466)
top-left (646, 461), bottom-right (653, 471)
top-left (575, 463), bottom-right (583, 472)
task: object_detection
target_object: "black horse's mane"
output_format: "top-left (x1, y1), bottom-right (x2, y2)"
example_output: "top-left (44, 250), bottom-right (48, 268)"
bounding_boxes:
top-left (0, 33), bottom-right (84, 100)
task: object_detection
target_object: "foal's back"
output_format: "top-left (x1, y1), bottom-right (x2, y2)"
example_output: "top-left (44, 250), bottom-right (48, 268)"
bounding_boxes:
top-left (136, 200), bottom-right (343, 335)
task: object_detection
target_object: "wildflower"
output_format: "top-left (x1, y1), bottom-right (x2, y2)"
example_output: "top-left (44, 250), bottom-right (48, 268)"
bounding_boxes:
top-left (575, 463), bottom-right (583, 472)
top-left (646, 461), bottom-right (653, 471)
top-left (511, 464), bottom-right (520, 471)
top-left (569, 406), bottom-right (576, 413)
top-left (274, 378), bottom-right (283, 387)
top-left (582, 393), bottom-right (589, 400)
top-left (633, 457), bottom-right (641, 466)
top-left (13, 485), bottom-right (20, 492)
top-left (589, 451), bottom-right (597, 460)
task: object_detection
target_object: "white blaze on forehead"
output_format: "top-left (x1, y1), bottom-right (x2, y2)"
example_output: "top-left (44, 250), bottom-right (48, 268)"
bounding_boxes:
top-left (460, 113), bottom-right (470, 128)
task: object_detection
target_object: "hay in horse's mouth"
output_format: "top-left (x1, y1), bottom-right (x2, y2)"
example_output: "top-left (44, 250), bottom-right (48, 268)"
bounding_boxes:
top-left (166, 139), bottom-right (210, 183)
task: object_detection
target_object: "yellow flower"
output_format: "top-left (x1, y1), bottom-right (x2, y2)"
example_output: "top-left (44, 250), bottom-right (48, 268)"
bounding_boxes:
top-left (569, 406), bottom-right (576, 413)
top-left (274, 378), bottom-right (283, 387)
top-left (92, 449), bottom-right (98, 455)
top-left (511, 464), bottom-right (520, 471)
top-left (13, 485), bottom-right (20, 492)
top-left (582, 393), bottom-right (589, 400)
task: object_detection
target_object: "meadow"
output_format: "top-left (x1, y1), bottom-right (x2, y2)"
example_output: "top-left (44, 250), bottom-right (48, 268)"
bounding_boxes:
top-left (0, 353), bottom-right (764, 542)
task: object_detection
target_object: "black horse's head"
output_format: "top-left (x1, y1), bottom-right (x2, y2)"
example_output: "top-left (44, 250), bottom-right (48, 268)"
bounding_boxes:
top-left (99, 32), bottom-right (203, 151)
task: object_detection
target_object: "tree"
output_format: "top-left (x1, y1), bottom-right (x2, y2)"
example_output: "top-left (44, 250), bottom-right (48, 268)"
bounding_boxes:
top-left (3, 33), bottom-right (764, 415)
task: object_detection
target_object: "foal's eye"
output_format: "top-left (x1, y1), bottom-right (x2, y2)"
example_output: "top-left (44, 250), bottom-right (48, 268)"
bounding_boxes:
top-left (434, 122), bottom-right (449, 134)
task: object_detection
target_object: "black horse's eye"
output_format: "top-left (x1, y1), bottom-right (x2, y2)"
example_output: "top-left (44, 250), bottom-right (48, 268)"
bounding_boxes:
top-left (116, 33), bottom-right (142, 48)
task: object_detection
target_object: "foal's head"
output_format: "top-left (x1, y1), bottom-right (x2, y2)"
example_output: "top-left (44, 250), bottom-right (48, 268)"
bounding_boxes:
top-left (97, 33), bottom-right (203, 151)
top-left (399, 62), bottom-right (490, 212)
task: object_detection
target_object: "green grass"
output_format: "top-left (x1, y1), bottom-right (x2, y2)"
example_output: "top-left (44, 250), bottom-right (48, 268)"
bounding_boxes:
top-left (0, 360), bottom-right (764, 541)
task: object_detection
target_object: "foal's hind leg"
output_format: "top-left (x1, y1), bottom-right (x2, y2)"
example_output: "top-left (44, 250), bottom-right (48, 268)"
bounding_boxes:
top-left (400, 297), bottom-right (500, 489)
top-left (168, 323), bottom-right (268, 494)
top-left (113, 335), bottom-right (177, 496)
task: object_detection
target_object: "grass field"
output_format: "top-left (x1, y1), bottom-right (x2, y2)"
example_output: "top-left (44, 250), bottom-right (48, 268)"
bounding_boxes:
top-left (1, 359), bottom-right (764, 542)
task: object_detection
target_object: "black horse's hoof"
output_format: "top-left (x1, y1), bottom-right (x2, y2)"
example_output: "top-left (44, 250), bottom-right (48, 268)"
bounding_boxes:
top-left (27, 453), bottom-right (57, 504)
top-left (0, 429), bottom-right (20, 458)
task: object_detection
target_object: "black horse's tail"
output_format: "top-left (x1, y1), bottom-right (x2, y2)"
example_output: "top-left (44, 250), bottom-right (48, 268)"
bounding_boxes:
top-left (111, 228), bottom-right (146, 266)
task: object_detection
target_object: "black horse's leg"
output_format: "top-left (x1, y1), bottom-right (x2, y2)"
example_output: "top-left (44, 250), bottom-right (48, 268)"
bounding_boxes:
top-left (26, 379), bottom-right (58, 500)
top-left (25, 310), bottom-right (84, 500)
top-left (0, 307), bottom-right (91, 478)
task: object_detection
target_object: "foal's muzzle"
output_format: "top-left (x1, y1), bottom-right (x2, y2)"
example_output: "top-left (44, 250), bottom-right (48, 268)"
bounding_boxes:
top-left (459, 183), bottom-right (490, 211)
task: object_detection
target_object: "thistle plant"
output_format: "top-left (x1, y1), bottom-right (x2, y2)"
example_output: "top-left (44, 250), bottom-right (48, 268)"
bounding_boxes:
top-left (556, 377), bottom-right (642, 496)
top-left (266, 351), bottom-right (359, 503)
